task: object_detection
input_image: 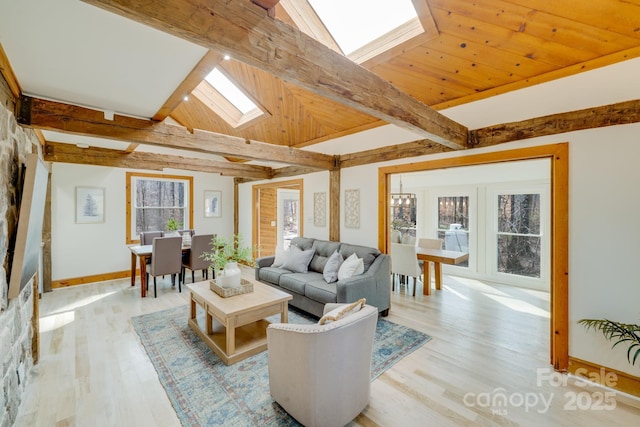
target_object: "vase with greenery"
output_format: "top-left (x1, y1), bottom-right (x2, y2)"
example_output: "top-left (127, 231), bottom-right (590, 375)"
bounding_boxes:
top-left (166, 218), bottom-right (182, 232)
top-left (578, 318), bottom-right (640, 366)
top-left (202, 234), bottom-right (254, 288)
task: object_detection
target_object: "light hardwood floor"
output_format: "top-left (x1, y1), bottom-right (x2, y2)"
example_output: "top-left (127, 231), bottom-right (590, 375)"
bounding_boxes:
top-left (15, 274), bottom-right (640, 426)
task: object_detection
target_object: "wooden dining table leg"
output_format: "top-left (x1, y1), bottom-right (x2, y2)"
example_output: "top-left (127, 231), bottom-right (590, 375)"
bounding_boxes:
top-left (130, 252), bottom-right (137, 287)
top-left (139, 255), bottom-right (147, 298)
top-left (434, 262), bottom-right (443, 290)
top-left (422, 261), bottom-right (431, 295)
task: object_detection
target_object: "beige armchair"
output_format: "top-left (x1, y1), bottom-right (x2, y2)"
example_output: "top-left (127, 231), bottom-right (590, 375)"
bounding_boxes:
top-left (267, 303), bottom-right (378, 427)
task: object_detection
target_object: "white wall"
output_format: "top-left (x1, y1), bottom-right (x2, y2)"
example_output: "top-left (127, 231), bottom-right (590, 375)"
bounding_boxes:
top-left (51, 163), bottom-right (234, 280)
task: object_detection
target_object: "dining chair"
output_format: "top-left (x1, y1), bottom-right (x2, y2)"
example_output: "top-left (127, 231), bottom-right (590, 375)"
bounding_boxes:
top-left (182, 234), bottom-right (215, 284)
top-left (140, 230), bottom-right (164, 245)
top-left (176, 228), bottom-right (195, 252)
top-left (417, 238), bottom-right (443, 286)
top-left (390, 243), bottom-right (421, 296)
top-left (401, 234), bottom-right (416, 245)
top-left (140, 230), bottom-right (164, 268)
top-left (146, 236), bottom-right (183, 297)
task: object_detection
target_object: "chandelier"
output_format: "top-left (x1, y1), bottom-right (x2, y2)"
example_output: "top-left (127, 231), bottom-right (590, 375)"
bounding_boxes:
top-left (390, 176), bottom-right (416, 206)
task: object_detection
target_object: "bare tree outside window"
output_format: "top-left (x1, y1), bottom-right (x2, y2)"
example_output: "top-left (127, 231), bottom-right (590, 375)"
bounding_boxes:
top-left (497, 193), bottom-right (541, 278)
top-left (437, 196), bottom-right (469, 266)
top-left (134, 178), bottom-right (187, 234)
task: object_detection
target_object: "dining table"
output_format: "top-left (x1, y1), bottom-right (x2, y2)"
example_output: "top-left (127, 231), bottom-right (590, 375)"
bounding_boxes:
top-left (128, 244), bottom-right (190, 297)
top-left (416, 247), bottom-right (469, 295)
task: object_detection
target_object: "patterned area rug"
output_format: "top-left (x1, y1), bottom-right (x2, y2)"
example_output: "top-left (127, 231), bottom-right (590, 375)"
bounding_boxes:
top-left (132, 305), bottom-right (431, 426)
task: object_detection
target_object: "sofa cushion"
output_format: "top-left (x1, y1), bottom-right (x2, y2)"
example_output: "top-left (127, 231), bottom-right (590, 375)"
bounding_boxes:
top-left (258, 267), bottom-right (291, 285)
top-left (279, 272), bottom-right (324, 295)
top-left (312, 240), bottom-right (341, 257)
top-left (290, 236), bottom-right (315, 251)
top-left (309, 254), bottom-right (327, 273)
top-left (304, 280), bottom-right (338, 304)
top-left (281, 247), bottom-right (315, 273)
top-left (337, 253), bottom-right (364, 281)
top-left (309, 240), bottom-right (341, 273)
top-left (339, 243), bottom-right (380, 272)
top-left (322, 250), bottom-right (343, 283)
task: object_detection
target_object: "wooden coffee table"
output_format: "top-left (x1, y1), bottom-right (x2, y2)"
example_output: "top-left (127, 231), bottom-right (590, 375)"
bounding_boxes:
top-left (187, 275), bottom-right (292, 365)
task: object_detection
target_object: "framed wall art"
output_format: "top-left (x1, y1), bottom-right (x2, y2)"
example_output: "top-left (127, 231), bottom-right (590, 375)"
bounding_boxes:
top-left (76, 186), bottom-right (105, 224)
top-left (204, 190), bottom-right (222, 217)
top-left (344, 189), bottom-right (360, 229)
top-left (313, 192), bottom-right (327, 227)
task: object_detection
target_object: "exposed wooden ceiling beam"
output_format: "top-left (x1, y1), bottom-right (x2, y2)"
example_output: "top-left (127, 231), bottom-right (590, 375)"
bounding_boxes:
top-left (17, 96), bottom-right (336, 170)
top-left (44, 141), bottom-right (273, 179)
top-left (36, 98), bottom-right (640, 179)
top-left (470, 99), bottom-right (640, 148)
top-left (152, 50), bottom-right (223, 121)
top-left (0, 43), bottom-right (21, 98)
top-left (81, 0), bottom-right (469, 150)
top-left (251, 0), bottom-right (281, 10)
top-left (339, 139), bottom-right (452, 169)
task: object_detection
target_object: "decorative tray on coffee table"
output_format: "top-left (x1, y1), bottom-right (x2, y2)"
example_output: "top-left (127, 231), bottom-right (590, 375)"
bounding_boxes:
top-left (209, 278), bottom-right (254, 297)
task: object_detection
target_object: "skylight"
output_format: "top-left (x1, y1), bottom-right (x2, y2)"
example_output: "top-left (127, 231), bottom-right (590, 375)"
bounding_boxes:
top-left (307, 0), bottom-right (418, 55)
top-left (204, 68), bottom-right (257, 114)
top-left (195, 67), bottom-right (270, 129)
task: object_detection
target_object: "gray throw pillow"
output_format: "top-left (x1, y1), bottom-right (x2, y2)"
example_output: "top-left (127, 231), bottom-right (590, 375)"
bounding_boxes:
top-left (323, 249), bottom-right (344, 283)
top-left (280, 247), bottom-right (315, 273)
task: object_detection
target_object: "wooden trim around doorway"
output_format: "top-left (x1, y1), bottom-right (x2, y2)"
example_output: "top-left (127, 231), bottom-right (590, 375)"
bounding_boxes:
top-left (378, 143), bottom-right (569, 371)
top-left (252, 179), bottom-right (304, 257)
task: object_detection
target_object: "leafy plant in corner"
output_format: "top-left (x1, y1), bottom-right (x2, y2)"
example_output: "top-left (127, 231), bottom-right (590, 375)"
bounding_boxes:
top-left (578, 318), bottom-right (640, 366)
top-left (201, 234), bottom-right (255, 272)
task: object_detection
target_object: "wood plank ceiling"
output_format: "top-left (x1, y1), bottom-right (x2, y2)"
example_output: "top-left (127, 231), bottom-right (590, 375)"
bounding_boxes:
top-left (165, 0), bottom-right (640, 149)
top-left (6, 0), bottom-right (640, 173)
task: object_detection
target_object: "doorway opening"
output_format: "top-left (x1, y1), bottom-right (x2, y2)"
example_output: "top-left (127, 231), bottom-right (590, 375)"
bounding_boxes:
top-left (378, 143), bottom-right (569, 370)
top-left (252, 179), bottom-right (303, 258)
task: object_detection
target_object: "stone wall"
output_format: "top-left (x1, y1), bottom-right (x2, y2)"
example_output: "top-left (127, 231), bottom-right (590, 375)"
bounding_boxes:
top-left (0, 74), bottom-right (40, 426)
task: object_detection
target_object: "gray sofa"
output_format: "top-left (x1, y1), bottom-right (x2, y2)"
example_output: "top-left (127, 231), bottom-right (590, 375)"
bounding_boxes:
top-left (255, 237), bottom-right (391, 317)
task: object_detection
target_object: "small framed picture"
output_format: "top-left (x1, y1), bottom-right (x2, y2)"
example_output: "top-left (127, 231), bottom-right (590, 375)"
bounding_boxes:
top-left (204, 190), bottom-right (221, 217)
top-left (76, 186), bottom-right (105, 224)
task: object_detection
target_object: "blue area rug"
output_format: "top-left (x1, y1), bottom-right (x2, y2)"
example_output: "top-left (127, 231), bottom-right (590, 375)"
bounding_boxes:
top-left (132, 305), bottom-right (430, 426)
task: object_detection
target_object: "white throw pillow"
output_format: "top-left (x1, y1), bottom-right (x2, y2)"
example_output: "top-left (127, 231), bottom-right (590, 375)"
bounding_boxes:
top-left (319, 298), bottom-right (366, 325)
top-left (271, 246), bottom-right (290, 267)
top-left (322, 250), bottom-right (344, 283)
top-left (337, 253), bottom-right (364, 281)
top-left (280, 247), bottom-right (315, 273)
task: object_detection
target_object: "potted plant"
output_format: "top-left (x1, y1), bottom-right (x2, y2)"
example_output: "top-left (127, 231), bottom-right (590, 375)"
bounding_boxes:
top-left (166, 218), bottom-right (182, 233)
top-left (578, 318), bottom-right (640, 366)
top-left (202, 234), bottom-right (254, 288)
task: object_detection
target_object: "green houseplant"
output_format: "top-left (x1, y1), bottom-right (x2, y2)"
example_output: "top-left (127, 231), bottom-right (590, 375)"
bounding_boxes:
top-left (166, 218), bottom-right (182, 232)
top-left (202, 234), bottom-right (255, 288)
top-left (578, 318), bottom-right (640, 366)
top-left (202, 233), bottom-right (253, 268)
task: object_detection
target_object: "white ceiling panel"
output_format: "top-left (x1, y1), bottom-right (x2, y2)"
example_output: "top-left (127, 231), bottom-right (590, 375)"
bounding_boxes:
top-left (0, 0), bottom-right (207, 118)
